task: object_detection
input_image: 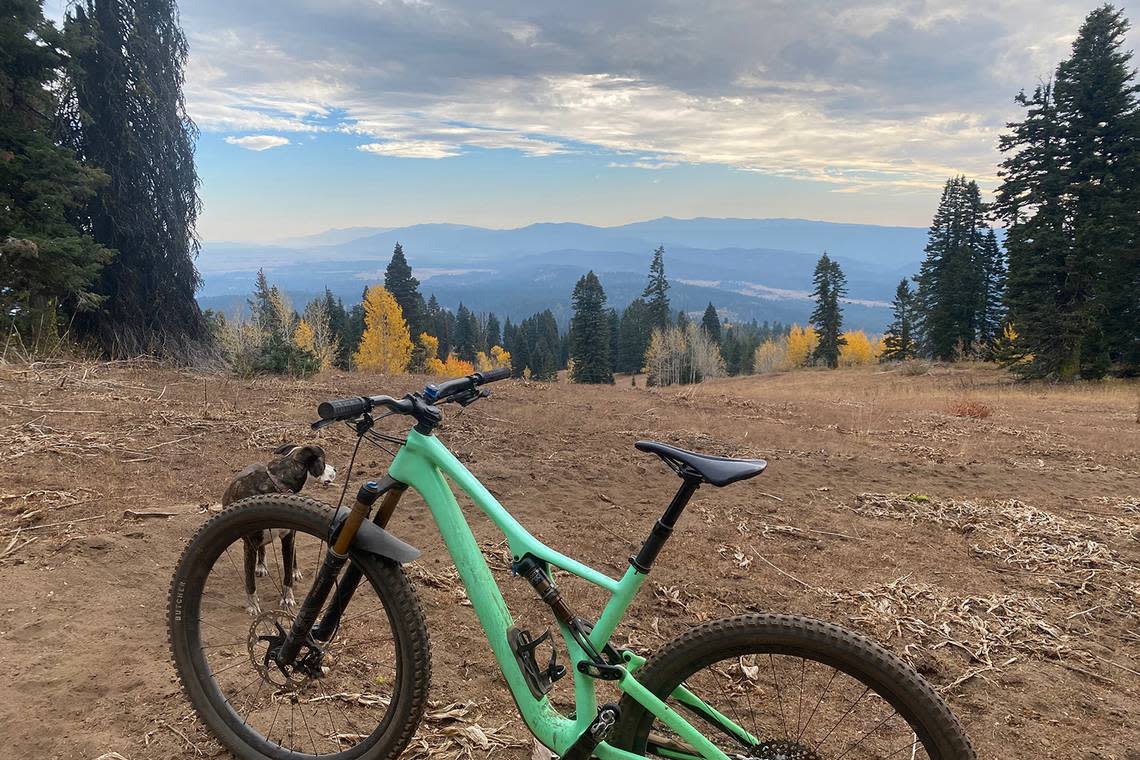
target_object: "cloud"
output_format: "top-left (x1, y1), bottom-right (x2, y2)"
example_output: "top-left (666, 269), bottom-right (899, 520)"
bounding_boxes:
top-left (181, 1), bottom-right (1140, 189)
top-left (224, 135), bottom-right (291, 151)
top-left (357, 140), bottom-right (460, 159)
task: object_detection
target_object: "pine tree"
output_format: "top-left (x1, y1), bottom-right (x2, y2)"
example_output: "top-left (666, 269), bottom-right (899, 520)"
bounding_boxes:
top-left (642, 246), bottom-right (671, 330)
top-left (995, 84), bottom-right (1070, 376)
top-left (568, 271), bottom-right (613, 384)
top-left (354, 286), bottom-right (412, 373)
top-left (63, 0), bottom-right (206, 357)
top-left (453, 303), bottom-right (479, 363)
top-left (384, 242), bottom-right (426, 338)
top-left (700, 303), bottom-right (722, 343)
top-left (1053, 5), bottom-right (1139, 377)
top-left (996, 5), bottom-right (1140, 378)
top-left (616, 298), bottom-right (652, 373)
top-left (915, 176), bottom-right (1003, 360)
top-left (485, 313), bottom-right (501, 350)
top-left (810, 253), bottom-right (847, 368)
top-left (0, 0), bottom-right (111, 347)
top-left (881, 279), bottom-right (918, 361)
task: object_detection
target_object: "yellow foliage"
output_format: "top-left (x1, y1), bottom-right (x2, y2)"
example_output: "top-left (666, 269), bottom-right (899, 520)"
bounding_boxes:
top-left (426, 353), bottom-right (475, 377)
top-left (784, 324), bottom-right (818, 368)
top-left (752, 338), bottom-right (787, 373)
top-left (491, 345), bottom-right (512, 368)
top-left (839, 330), bottom-right (876, 366)
top-left (417, 332), bottom-right (439, 361)
top-left (293, 319), bottom-right (315, 353)
top-left (353, 286), bottom-right (412, 373)
top-left (476, 344), bottom-right (512, 372)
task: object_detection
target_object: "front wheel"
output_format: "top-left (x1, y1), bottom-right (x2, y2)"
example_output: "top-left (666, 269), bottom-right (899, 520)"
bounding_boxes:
top-left (167, 495), bottom-right (431, 759)
top-left (612, 614), bottom-right (975, 759)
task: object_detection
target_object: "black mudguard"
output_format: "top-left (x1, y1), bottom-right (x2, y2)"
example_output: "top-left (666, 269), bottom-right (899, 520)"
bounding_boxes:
top-left (331, 505), bottom-right (421, 563)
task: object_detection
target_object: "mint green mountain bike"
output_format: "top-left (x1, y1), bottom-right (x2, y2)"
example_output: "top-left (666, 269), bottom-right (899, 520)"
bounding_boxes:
top-left (168, 370), bottom-right (975, 760)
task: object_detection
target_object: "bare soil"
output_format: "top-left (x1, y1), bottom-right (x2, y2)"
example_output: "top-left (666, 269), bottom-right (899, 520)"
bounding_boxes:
top-left (1, 359), bottom-right (1137, 760)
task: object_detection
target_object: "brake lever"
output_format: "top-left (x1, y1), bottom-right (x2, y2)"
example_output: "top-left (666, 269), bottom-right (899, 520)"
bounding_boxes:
top-left (311, 417), bottom-right (340, 431)
top-left (450, 388), bottom-right (490, 407)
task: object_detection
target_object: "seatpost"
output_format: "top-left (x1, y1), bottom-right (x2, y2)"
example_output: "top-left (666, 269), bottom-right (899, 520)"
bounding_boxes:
top-left (630, 476), bottom-right (701, 573)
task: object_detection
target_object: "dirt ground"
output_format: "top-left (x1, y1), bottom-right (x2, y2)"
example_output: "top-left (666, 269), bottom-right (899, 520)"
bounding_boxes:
top-left (1, 359), bottom-right (1137, 760)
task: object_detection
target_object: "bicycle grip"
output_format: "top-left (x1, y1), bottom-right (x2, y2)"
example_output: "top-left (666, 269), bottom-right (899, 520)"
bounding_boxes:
top-left (317, 396), bottom-right (369, 420)
top-left (477, 367), bottom-right (511, 384)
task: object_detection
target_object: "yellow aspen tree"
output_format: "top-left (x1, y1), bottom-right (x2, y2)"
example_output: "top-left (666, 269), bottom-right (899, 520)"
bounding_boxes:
top-left (491, 345), bottom-right (511, 368)
top-left (293, 319), bottom-right (315, 354)
top-left (752, 338), bottom-right (787, 373)
top-left (353, 286), bottom-right (412, 373)
top-left (839, 330), bottom-right (875, 366)
top-left (784, 324), bottom-right (818, 368)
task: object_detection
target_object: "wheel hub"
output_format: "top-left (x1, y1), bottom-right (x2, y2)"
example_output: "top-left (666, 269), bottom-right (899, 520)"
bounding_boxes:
top-left (247, 610), bottom-right (326, 688)
top-left (748, 739), bottom-right (822, 760)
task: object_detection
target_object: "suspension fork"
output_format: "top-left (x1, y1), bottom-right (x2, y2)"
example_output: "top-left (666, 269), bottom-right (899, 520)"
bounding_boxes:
top-left (277, 477), bottom-right (406, 664)
top-left (311, 480), bottom-right (406, 640)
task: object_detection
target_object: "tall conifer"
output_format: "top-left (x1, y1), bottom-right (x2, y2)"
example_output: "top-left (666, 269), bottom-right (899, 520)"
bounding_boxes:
top-left (568, 271), bottom-right (613, 384)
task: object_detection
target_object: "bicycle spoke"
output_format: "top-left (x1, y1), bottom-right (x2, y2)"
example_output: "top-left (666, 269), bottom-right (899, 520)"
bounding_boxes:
top-left (813, 685), bottom-right (870, 753)
top-left (797, 667), bottom-right (838, 744)
top-left (768, 653), bottom-right (789, 740)
top-left (833, 706), bottom-right (901, 760)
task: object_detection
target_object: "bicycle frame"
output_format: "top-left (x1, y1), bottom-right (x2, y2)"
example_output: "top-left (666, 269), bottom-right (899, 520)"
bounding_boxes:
top-left (386, 427), bottom-right (743, 760)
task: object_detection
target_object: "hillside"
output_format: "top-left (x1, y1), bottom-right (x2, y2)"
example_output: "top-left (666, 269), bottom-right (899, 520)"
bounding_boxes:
top-left (197, 217), bottom-right (929, 330)
top-left (1, 359), bottom-right (1136, 759)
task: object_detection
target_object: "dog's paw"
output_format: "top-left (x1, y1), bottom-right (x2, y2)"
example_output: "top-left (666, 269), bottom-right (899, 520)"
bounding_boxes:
top-left (245, 593), bottom-right (262, 616)
top-left (292, 568), bottom-right (304, 582)
top-left (255, 562), bottom-right (269, 578)
top-left (280, 587), bottom-right (297, 610)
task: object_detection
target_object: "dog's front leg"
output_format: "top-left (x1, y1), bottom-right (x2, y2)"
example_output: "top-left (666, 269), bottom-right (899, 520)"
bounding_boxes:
top-left (280, 531), bottom-right (297, 610)
top-left (255, 544), bottom-right (268, 577)
top-left (243, 537), bottom-right (261, 616)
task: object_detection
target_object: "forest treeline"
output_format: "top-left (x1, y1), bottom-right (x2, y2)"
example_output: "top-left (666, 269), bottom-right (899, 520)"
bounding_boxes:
top-left (2, 0), bottom-right (206, 357)
top-left (2, 3), bottom-right (1136, 380)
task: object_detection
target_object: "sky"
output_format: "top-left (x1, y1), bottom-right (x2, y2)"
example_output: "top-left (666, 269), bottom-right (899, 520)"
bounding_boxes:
top-left (48, 1), bottom-right (1140, 242)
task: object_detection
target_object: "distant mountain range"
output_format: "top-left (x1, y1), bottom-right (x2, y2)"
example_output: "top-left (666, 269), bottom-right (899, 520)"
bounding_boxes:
top-left (197, 217), bottom-right (931, 331)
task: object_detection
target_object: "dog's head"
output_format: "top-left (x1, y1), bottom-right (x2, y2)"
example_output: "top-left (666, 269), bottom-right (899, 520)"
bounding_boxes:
top-left (272, 444), bottom-right (336, 487)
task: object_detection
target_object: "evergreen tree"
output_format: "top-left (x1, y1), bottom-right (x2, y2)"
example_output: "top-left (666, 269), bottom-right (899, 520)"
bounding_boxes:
top-left (568, 271), bottom-right (613, 384)
top-left (607, 308), bottom-right (620, 373)
top-left (700, 303), bottom-right (722, 343)
top-left (915, 176), bottom-right (1002, 360)
top-left (642, 245), bottom-right (671, 330)
top-left (996, 5), bottom-right (1139, 377)
top-left (676, 309), bottom-right (689, 330)
top-left (511, 309), bottom-right (561, 380)
top-left (881, 279), bottom-right (918, 361)
top-left (1054, 5), bottom-right (1139, 377)
top-left (384, 242), bottom-right (426, 338)
top-left (616, 298), bottom-right (652, 374)
top-left (1, 0), bottom-right (111, 347)
top-left (995, 84), bottom-right (1070, 376)
top-left (485, 313), bottom-right (501, 349)
top-left (453, 303), bottom-right (479, 362)
top-left (810, 253), bottom-right (847, 368)
top-left (63, 0), bottom-right (206, 356)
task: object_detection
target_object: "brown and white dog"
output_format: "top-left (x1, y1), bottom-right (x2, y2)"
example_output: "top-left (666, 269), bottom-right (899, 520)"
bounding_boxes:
top-left (221, 443), bottom-right (336, 615)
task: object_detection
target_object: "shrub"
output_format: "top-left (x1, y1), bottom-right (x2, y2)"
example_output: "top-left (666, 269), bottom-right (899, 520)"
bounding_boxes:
top-left (947, 398), bottom-right (992, 419)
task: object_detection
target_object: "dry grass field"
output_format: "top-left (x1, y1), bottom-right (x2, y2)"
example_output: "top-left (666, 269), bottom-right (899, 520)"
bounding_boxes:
top-left (0, 358), bottom-right (1137, 759)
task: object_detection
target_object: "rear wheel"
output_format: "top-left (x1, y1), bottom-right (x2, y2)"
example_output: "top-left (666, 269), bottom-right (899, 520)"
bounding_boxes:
top-left (168, 495), bottom-right (430, 760)
top-left (612, 614), bottom-right (975, 759)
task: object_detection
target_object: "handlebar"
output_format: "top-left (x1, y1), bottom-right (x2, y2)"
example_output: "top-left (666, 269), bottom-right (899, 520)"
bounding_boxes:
top-left (424, 367), bottom-right (511, 403)
top-left (315, 369), bottom-right (512, 426)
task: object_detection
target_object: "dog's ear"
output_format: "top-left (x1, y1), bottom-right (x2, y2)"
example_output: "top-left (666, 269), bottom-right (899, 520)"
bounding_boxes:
top-left (273, 443), bottom-right (297, 456)
top-left (296, 445), bottom-right (327, 477)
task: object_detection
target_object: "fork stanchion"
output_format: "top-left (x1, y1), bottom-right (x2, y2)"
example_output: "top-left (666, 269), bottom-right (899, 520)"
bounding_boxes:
top-left (278, 481), bottom-right (384, 665)
top-left (312, 483), bottom-right (406, 641)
